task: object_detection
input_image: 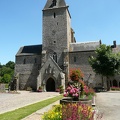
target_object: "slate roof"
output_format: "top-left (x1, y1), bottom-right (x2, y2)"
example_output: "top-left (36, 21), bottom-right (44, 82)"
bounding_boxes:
top-left (16, 44), bottom-right (42, 56)
top-left (43, 0), bottom-right (67, 10)
top-left (70, 41), bottom-right (101, 52)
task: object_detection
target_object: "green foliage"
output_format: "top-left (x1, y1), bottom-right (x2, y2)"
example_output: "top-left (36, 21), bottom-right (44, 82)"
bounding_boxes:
top-left (89, 44), bottom-right (120, 77)
top-left (0, 61), bottom-right (15, 83)
top-left (1, 74), bottom-right (11, 83)
top-left (6, 61), bottom-right (15, 69)
top-left (110, 86), bottom-right (120, 91)
top-left (43, 103), bottom-right (94, 120)
top-left (0, 63), bottom-right (2, 68)
top-left (43, 105), bottom-right (62, 120)
top-left (59, 85), bottom-right (64, 94)
top-left (26, 86), bottom-right (32, 91)
top-left (0, 76), bottom-right (2, 83)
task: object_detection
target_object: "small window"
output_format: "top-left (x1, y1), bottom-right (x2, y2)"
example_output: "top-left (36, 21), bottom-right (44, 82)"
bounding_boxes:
top-left (74, 56), bottom-right (76, 62)
top-left (23, 58), bottom-right (26, 64)
top-left (53, 41), bottom-right (56, 44)
top-left (53, 52), bottom-right (57, 63)
top-left (34, 58), bottom-right (37, 63)
top-left (54, 12), bottom-right (56, 18)
top-left (57, 22), bottom-right (58, 25)
top-left (53, 0), bottom-right (57, 6)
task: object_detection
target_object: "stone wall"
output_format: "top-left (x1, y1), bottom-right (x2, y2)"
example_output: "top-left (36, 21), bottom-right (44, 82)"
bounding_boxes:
top-left (37, 57), bottom-right (64, 91)
top-left (15, 55), bottom-right (41, 90)
top-left (42, 7), bottom-right (71, 67)
top-left (0, 84), bottom-right (5, 92)
top-left (69, 51), bottom-right (96, 87)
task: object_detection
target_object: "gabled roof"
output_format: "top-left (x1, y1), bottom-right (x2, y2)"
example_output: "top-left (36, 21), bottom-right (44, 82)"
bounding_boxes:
top-left (40, 56), bottom-right (62, 72)
top-left (43, 0), bottom-right (67, 10)
top-left (16, 44), bottom-right (42, 56)
top-left (70, 41), bottom-right (101, 52)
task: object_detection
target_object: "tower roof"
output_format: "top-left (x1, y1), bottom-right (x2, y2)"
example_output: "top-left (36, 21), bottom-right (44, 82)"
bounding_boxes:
top-left (43, 0), bottom-right (67, 10)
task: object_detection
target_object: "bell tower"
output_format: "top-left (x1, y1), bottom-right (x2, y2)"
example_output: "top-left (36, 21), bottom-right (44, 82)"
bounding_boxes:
top-left (42, 0), bottom-right (71, 69)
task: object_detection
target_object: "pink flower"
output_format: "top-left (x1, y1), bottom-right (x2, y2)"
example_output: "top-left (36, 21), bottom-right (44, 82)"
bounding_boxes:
top-left (64, 93), bottom-right (68, 97)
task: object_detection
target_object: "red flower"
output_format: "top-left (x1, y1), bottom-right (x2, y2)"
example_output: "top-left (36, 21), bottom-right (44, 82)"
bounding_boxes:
top-left (70, 68), bottom-right (84, 81)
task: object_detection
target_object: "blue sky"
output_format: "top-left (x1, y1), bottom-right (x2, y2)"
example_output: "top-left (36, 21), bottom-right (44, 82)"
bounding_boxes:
top-left (0, 0), bottom-right (120, 65)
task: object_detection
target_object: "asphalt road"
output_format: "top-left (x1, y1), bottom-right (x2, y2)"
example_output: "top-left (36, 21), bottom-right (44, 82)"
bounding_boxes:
top-left (95, 91), bottom-right (120, 120)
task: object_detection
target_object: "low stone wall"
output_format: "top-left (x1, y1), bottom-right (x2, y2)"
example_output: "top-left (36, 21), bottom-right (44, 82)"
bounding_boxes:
top-left (0, 84), bottom-right (5, 92)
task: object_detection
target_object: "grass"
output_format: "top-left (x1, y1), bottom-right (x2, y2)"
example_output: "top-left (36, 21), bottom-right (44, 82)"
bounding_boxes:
top-left (0, 95), bottom-right (63, 120)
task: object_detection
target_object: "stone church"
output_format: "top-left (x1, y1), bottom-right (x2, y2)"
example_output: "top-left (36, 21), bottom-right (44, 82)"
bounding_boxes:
top-left (15, 0), bottom-right (120, 91)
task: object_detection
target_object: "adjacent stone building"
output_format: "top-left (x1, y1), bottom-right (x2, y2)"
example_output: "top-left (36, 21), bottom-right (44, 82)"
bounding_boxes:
top-left (15, 0), bottom-right (120, 91)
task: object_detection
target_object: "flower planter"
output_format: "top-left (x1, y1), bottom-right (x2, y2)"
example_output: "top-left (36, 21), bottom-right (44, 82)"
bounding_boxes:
top-left (60, 97), bottom-right (92, 106)
top-left (60, 97), bottom-right (94, 120)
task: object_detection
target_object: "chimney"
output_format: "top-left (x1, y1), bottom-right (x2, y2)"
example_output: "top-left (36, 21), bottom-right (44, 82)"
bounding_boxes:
top-left (113, 40), bottom-right (116, 48)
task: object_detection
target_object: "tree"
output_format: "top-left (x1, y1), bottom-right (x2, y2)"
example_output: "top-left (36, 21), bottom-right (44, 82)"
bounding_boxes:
top-left (0, 63), bottom-right (2, 68)
top-left (89, 44), bottom-right (120, 90)
top-left (1, 74), bottom-right (11, 83)
top-left (6, 61), bottom-right (15, 69)
top-left (0, 61), bottom-right (15, 83)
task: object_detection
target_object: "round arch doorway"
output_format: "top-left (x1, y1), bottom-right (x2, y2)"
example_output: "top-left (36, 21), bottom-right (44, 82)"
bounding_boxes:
top-left (46, 78), bottom-right (55, 92)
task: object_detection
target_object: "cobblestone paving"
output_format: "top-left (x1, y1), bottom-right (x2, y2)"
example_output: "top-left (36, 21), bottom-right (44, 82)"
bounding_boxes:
top-left (0, 91), bottom-right (59, 114)
top-left (95, 91), bottom-right (120, 120)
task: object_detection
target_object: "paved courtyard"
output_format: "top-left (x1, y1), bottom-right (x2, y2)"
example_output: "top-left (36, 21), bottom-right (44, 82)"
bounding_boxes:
top-left (0, 91), bottom-right (59, 114)
top-left (95, 91), bottom-right (120, 120)
top-left (1, 91), bottom-right (120, 120)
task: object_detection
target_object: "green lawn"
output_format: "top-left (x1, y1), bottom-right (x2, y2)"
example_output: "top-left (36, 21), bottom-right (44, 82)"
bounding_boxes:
top-left (0, 95), bottom-right (63, 120)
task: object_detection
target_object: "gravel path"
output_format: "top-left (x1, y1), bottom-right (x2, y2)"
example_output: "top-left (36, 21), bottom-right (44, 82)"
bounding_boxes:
top-left (0, 91), bottom-right (59, 114)
top-left (95, 91), bottom-right (120, 120)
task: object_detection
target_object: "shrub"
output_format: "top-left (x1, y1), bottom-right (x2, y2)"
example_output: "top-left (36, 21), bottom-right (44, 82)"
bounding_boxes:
top-left (37, 86), bottom-right (43, 92)
top-left (111, 86), bottom-right (120, 91)
top-left (62, 103), bottom-right (94, 120)
top-left (26, 87), bottom-right (32, 91)
top-left (42, 105), bottom-right (62, 120)
top-left (59, 85), bottom-right (64, 94)
top-left (84, 86), bottom-right (95, 96)
top-left (42, 103), bottom-right (95, 120)
top-left (70, 68), bottom-right (84, 81)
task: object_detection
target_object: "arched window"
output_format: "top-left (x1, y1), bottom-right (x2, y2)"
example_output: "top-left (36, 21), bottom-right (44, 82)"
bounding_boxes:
top-left (53, 52), bottom-right (57, 63)
top-left (54, 12), bottom-right (56, 18)
top-left (52, 0), bottom-right (57, 6)
top-left (23, 58), bottom-right (26, 64)
top-left (74, 56), bottom-right (76, 62)
top-left (113, 79), bottom-right (118, 87)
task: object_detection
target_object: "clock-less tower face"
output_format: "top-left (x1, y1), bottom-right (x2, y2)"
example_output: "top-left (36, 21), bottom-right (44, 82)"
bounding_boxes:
top-left (42, 0), bottom-right (71, 67)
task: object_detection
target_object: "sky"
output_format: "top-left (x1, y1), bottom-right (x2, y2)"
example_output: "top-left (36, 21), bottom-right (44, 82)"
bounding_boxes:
top-left (0, 0), bottom-right (120, 65)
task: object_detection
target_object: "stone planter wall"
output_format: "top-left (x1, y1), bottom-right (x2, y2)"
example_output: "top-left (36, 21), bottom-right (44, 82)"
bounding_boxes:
top-left (60, 97), bottom-right (92, 106)
top-left (60, 97), bottom-right (94, 120)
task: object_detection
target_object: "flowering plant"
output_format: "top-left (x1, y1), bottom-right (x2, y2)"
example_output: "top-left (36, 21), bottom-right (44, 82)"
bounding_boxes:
top-left (70, 68), bottom-right (84, 81)
top-left (64, 85), bottom-right (79, 99)
top-left (43, 104), bottom-right (96, 120)
top-left (62, 103), bottom-right (95, 120)
top-left (64, 69), bottom-right (84, 100)
top-left (42, 105), bottom-right (62, 120)
top-left (84, 85), bottom-right (95, 96)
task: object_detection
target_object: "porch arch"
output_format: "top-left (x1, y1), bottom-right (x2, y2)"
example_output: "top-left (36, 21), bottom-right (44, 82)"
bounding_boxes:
top-left (46, 78), bottom-right (55, 92)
